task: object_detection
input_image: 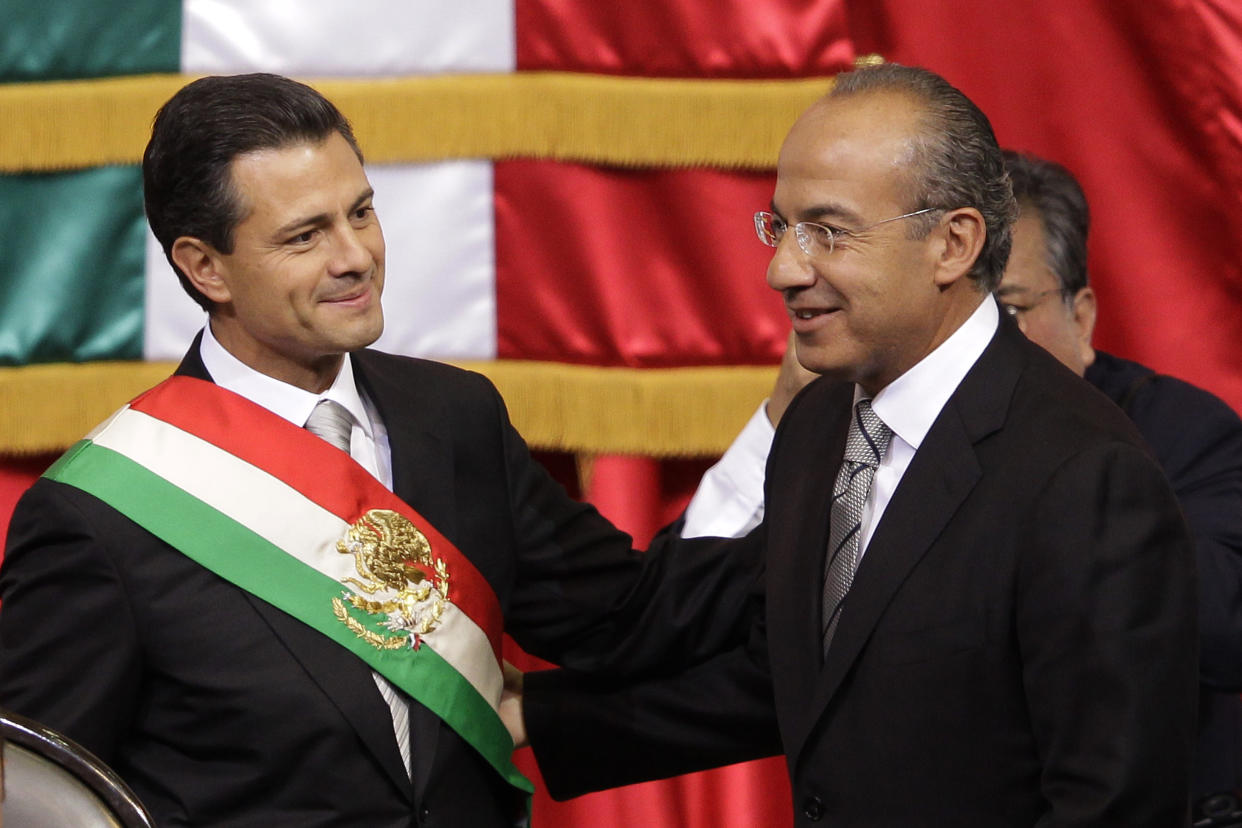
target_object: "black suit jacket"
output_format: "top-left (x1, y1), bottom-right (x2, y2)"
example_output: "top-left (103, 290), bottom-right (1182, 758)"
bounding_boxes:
top-left (527, 316), bottom-right (1199, 826)
top-left (0, 340), bottom-right (759, 826)
top-left (1086, 349), bottom-right (1242, 800)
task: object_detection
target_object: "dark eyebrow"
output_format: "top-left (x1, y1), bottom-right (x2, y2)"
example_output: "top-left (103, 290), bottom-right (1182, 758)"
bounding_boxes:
top-left (275, 186), bottom-right (375, 238)
top-left (994, 285), bottom-right (1031, 298)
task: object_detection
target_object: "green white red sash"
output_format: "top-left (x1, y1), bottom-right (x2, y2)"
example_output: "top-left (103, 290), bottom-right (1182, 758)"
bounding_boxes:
top-left (43, 375), bottom-right (532, 795)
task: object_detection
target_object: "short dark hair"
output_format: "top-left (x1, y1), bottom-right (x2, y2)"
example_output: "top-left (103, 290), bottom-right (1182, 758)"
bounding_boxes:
top-left (829, 63), bottom-right (1017, 292)
top-left (142, 73), bottom-right (363, 311)
top-left (1002, 150), bottom-right (1089, 295)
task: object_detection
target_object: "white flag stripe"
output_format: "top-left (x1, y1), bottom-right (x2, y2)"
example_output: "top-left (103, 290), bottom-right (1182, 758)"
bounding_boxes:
top-left (142, 161), bottom-right (497, 362)
top-left (143, 230), bottom-right (209, 361)
top-left (182, 0), bottom-right (516, 76)
top-left (90, 407), bottom-right (502, 706)
top-left (370, 161), bottom-right (497, 360)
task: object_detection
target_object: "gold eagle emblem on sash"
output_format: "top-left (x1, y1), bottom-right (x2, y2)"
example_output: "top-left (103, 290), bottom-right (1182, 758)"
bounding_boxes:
top-left (331, 508), bottom-right (451, 650)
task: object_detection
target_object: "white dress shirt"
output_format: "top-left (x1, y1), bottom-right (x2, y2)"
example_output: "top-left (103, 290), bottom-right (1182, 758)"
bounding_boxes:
top-left (681, 297), bottom-right (1000, 558)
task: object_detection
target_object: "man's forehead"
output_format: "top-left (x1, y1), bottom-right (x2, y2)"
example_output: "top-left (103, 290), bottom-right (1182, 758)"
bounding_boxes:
top-left (226, 134), bottom-right (372, 231)
top-left (774, 92), bottom-right (921, 217)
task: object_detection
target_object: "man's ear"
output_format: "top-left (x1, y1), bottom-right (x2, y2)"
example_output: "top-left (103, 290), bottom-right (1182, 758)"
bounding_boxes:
top-left (171, 236), bottom-right (231, 305)
top-left (1070, 286), bottom-right (1098, 367)
top-left (931, 207), bottom-right (986, 288)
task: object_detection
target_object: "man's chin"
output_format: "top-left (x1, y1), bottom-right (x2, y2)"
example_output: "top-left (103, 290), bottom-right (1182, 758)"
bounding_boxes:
top-left (335, 311), bottom-right (384, 352)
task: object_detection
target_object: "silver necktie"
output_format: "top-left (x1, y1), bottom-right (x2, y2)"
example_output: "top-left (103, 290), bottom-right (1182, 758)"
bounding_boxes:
top-left (822, 399), bottom-right (892, 658)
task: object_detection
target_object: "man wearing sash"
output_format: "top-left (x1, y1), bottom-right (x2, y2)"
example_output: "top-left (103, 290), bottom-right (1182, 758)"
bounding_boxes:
top-left (0, 74), bottom-right (758, 826)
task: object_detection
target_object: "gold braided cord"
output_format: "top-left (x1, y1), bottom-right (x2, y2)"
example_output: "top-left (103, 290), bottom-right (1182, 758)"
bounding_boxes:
top-left (0, 360), bottom-right (775, 458)
top-left (0, 72), bottom-right (837, 173)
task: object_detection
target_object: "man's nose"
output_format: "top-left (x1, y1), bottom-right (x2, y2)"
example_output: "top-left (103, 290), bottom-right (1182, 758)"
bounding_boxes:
top-left (766, 234), bottom-right (816, 292)
top-left (329, 225), bottom-right (374, 277)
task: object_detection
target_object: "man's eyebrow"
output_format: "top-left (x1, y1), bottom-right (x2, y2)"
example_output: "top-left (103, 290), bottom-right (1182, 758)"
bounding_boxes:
top-left (994, 285), bottom-right (1032, 298)
top-left (274, 187), bottom-right (375, 238)
top-left (350, 187), bottom-right (375, 212)
top-left (770, 201), bottom-right (864, 225)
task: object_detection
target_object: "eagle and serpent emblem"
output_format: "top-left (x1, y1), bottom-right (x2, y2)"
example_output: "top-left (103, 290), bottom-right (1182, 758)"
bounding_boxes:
top-left (331, 508), bottom-right (451, 651)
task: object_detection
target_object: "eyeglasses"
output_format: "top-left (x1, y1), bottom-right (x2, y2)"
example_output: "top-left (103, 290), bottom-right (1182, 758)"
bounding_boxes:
top-left (753, 208), bottom-right (940, 257)
top-left (999, 288), bottom-right (1067, 320)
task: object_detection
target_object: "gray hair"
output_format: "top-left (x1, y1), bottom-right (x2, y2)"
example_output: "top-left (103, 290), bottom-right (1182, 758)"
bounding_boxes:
top-left (829, 63), bottom-right (1017, 291)
top-left (1002, 150), bottom-right (1089, 295)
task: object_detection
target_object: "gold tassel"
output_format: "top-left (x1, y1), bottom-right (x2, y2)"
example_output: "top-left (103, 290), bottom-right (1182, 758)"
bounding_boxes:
top-left (0, 360), bottom-right (776, 458)
top-left (0, 361), bottom-right (176, 455)
top-left (0, 73), bottom-right (835, 173)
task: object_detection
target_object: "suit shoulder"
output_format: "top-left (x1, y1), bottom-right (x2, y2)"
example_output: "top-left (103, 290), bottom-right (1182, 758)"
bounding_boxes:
top-left (1088, 352), bottom-right (1242, 475)
top-left (1121, 371), bottom-right (1241, 443)
top-left (6, 477), bottom-right (146, 557)
top-left (1091, 350), bottom-right (1239, 428)
top-left (354, 349), bottom-right (502, 400)
top-left (1016, 347), bottom-right (1150, 451)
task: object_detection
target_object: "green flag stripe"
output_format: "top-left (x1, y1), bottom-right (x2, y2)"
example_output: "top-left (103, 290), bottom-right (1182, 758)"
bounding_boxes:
top-left (46, 440), bottom-right (531, 793)
top-left (0, 0), bottom-right (180, 82)
top-left (0, 167), bottom-right (146, 366)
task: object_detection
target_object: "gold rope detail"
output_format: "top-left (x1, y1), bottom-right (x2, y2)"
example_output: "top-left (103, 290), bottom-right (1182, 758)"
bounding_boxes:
top-left (0, 72), bottom-right (835, 173)
top-left (0, 360), bottom-right (776, 458)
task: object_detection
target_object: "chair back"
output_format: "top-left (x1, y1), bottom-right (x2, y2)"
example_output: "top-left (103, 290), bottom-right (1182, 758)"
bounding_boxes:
top-left (1, 709), bottom-right (154, 828)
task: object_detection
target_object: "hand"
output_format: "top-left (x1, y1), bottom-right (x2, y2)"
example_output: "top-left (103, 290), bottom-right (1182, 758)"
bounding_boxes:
top-left (499, 660), bottom-right (528, 749)
top-left (765, 329), bottom-right (818, 427)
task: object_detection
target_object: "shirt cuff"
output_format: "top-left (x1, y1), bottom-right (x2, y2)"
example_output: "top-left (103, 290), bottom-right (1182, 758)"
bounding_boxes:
top-left (680, 402), bottom-right (775, 538)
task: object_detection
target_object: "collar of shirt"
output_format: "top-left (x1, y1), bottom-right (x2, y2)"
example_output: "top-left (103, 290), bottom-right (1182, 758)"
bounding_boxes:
top-left (864, 296), bottom-right (999, 453)
top-left (853, 296), bottom-right (998, 554)
top-left (198, 322), bottom-right (374, 442)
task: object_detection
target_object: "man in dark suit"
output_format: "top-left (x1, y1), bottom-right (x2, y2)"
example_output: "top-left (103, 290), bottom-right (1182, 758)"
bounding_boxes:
top-left (518, 63), bottom-right (1199, 825)
top-left (678, 149), bottom-right (1242, 810)
top-left (0, 73), bottom-right (757, 826)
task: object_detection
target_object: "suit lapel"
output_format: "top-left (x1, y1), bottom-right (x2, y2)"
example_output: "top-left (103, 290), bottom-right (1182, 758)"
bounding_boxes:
top-left (176, 338), bottom-right (418, 800)
top-left (765, 380), bottom-right (852, 752)
top-left (786, 318), bottom-right (1024, 764)
top-left (808, 397), bottom-right (983, 715)
top-left (353, 351), bottom-right (457, 542)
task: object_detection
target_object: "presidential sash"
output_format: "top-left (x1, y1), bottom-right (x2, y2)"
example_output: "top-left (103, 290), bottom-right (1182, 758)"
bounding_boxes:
top-left (44, 375), bottom-right (532, 796)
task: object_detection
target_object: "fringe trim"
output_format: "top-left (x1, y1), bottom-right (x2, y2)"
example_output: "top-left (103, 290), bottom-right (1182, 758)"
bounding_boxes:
top-left (0, 72), bottom-right (840, 173)
top-left (0, 361), bottom-right (776, 458)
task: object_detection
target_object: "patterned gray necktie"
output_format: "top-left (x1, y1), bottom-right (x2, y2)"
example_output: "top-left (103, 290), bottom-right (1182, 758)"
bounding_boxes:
top-left (304, 398), bottom-right (354, 453)
top-left (822, 399), bottom-right (892, 658)
top-left (304, 399), bottom-right (412, 778)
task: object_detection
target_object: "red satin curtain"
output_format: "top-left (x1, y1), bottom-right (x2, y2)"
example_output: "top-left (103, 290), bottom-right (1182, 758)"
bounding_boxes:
top-left (516, 0), bottom-right (855, 77)
top-left (0, 456), bottom-right (54, 544)
top-left (495, 162), bottom-right (789, 367)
